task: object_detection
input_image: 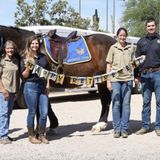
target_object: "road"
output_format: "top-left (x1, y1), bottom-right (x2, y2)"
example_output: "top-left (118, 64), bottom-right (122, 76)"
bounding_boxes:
top-left (0, 93), bottom-right (160, 160)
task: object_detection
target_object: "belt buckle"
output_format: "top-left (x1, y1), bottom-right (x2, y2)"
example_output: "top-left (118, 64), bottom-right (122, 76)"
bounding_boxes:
top-left (142, 69), bottom-right (147, 74)
top-left (149, 68), bottom-right (153, 72)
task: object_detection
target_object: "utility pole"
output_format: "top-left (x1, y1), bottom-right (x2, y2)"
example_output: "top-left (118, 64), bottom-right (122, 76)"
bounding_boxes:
top-left (106, 0), bottom-right (108, 32)
top-left (113, 0), bottom-right (115, 34)
top-left (112, 0), bottom-right (125, 33)
top-left (79, 0), bottom-right (81, 17)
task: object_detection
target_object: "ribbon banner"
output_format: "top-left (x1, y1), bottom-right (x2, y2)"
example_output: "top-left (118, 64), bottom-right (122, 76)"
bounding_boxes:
top-left (25, 56), bottom-right (145, 86)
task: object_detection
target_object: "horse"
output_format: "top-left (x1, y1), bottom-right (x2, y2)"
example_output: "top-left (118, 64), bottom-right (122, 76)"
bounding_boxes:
top-left (0, 25), bottom-right (117, 132)
top-left (0, 25), bottom-right (59, 130)
top-left (40, 29), bottom-right (117, 132)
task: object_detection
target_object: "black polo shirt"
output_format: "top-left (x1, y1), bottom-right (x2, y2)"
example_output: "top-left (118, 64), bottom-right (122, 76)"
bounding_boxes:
top-left (22, 52), bottom-right (50, 82)
top-left (135, 33), bottom-right (160, 69)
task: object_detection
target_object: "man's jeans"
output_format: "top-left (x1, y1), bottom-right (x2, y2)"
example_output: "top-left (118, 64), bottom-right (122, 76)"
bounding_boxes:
top-left (141, 71), bottom-right (160, 130)
top-left (111, 81), bottom-right (133, 132)
top-left (0, 93), bottom-right (15, 139)
top-left (23, 81), bottom-right (48, 128)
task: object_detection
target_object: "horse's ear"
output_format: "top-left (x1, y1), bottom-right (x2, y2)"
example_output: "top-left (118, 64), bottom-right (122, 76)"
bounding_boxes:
top-left (36, 33), bottom-right (42, 38)
top-left (48, 29), bottom-right (57, 38)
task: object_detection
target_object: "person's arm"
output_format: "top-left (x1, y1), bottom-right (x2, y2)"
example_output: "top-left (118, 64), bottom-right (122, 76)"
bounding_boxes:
top-left (106, 63), bottom-right (112, 91)
top-left (22, 67), bottom-right (30, 79)
top-left (106, 45), bottom-right (114, 92)
top-left (45, 78), bottom-right (50, 95)
top-left (134, 41), bottom-right (142, 83)
top-left (0, 78), bottom-right (9, 100)
top-left (21, 57), bottom-right (33, 79)
top-left (0, 60), bottom-right (9, 100)
top-left (135, 42), bottom-right (142, 58)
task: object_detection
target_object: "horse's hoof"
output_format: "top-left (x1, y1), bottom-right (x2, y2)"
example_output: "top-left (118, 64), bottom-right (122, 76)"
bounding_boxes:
top-left (91, 122), bottom-right (107, 133)
top-left (91, 127), bottom-right (101, 133)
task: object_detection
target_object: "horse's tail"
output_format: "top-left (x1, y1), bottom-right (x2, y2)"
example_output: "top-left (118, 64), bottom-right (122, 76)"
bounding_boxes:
top-left (0, 34), bottom-right (4, 57)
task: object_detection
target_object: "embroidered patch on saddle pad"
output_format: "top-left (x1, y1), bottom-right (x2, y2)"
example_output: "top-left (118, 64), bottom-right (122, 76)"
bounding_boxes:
top-left (44, 36), bottom-right (91, 65)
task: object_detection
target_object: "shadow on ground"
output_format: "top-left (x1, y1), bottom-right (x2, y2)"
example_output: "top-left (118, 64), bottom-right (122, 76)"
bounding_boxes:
top-left (48, 120), bottom-right (156, 141)
top-left (50, 93), bottom-right (100, 103)
top-left (47, 121), bottom-right (113, 141)
top-left (9, 120), bottom-right (156, 141)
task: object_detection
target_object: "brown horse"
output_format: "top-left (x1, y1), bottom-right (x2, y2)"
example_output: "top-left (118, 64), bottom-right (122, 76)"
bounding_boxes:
top-left (40, 30), bottom-right (117, 132)
top-left (0, 25), bottom-right (116, 132)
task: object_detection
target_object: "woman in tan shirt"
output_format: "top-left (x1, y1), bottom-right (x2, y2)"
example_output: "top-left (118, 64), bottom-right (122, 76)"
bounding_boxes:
top-left (0, 40), bottom-right (20, 144)
top-left (106, 28), bottom-right (134, 138)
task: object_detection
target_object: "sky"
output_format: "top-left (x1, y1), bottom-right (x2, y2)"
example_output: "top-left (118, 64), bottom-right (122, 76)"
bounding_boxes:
top-left (0, 0), bottom-right (126, 33)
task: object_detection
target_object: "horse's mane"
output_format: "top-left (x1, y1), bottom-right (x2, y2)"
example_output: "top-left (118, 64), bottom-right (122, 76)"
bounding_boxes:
top-left (85, 33), bottom-right (116, 44)
top-left (0, 25), bottom-right (35, 56)
top-left (0, 25), bottom-right (35, 34)
top-left (0, 25), bottom-right (20, 31)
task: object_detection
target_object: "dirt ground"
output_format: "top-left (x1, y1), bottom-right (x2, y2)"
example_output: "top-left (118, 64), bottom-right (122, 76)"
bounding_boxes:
top-left (0, 93), bottom-right (160, 160)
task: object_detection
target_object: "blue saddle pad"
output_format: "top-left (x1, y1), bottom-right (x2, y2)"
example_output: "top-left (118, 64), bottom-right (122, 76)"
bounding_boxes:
top-left (44, 36), bottom-right (91, 65)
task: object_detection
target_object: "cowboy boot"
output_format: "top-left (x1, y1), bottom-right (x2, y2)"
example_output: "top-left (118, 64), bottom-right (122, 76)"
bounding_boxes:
top-left (27, 127), bottom-right (41, 144)
top-left (38, 127), bottom-right (49, 144)
top-left (35, 124), bottom-right (39, 139)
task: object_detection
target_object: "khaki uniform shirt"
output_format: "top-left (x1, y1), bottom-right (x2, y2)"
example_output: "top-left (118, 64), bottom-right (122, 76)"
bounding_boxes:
top-left (106, 42), bottom-right (135, 82)
top-left (0, 56), bottom-right (19, 93)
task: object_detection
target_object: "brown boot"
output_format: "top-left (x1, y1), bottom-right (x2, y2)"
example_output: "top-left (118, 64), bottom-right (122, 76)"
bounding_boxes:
top-left (35, 124), bottom-right (39, 139)
top-left (27, 127), bottom-right (41, 144)
top-left (39, 127), bottom-right (49, 144)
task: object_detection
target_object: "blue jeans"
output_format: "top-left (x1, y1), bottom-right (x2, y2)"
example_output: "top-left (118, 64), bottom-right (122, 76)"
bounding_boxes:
top-left (111, 81), bottom-right (133, 133)
top-left (0, 93), bottom-right (15, 139)
top-left (141, 71), bottom-right (160, 130)
top-left (23, 81), bottom-right (48, 128)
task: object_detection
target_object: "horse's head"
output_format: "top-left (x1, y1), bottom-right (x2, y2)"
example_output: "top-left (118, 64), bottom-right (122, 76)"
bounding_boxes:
top-left (36, 32), bottom-right (57, 72)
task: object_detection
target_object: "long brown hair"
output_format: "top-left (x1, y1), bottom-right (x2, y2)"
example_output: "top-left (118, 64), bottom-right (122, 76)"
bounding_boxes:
top-left (24, 35), bottom-right (40, 59)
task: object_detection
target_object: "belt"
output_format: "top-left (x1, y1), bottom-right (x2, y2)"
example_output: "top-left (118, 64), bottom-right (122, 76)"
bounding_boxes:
top-left (141, 67), bottom-right (160, 73)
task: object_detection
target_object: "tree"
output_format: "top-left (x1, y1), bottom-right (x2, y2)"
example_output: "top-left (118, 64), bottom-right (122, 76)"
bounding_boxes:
top-left (15, 0), bottom-right (91, 29)
top-left (15, 0), bottom-right (51, 26)
top-left (48, 0), bottom-right (90, 29)
top-left (92, 9), bottom-right (100, 31)
top-left (122, 0), bottom-right (160, 37)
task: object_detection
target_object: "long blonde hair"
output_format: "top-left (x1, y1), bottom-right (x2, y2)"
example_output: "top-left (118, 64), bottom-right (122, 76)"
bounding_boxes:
top-left (24, 35), bottom-right (40, 59)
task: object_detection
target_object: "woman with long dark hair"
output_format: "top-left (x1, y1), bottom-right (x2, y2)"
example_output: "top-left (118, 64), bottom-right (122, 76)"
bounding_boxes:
top-left (22, 35), bottom-right (50, 144)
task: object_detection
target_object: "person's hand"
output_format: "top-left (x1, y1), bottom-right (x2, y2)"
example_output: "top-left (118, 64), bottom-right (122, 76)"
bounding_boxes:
top-left (107, 81), bottom-right (112, 92)
top-left (24, 58), bottom-right (35, 70)
top-left (14, 94), bottom-right (18, 101)
top-left (25, 58), bottom-right (35, 64)
top-left (3, 89), bottom-right (9, 101)
top-left (141, 55), bottom-right (146, 62)
top-left (134, 77), bottom-right (141, 93)
top-left (45, 87), bottom-right (50, 95)
top-left (134, 77), bottom-right (141, 85)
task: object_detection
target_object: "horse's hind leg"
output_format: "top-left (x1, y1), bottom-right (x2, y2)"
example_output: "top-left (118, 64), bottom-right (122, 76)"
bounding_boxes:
top-left (91, 83), bottom-right (111, 132)
top-left (48, 101), bottom-right (59, 129)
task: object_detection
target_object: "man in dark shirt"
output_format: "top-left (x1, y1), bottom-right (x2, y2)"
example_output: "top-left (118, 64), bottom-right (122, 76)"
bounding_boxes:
top-left (135, 17), bottom-right (160, 136)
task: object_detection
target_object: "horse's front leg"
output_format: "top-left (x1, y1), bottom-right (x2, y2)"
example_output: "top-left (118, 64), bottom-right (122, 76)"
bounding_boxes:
top-left (91, 83), bottom-right (111, 132)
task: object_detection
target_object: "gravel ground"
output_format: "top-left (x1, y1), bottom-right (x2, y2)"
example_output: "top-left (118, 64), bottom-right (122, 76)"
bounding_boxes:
top-left (0, 94), bottom-right (160, 160)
